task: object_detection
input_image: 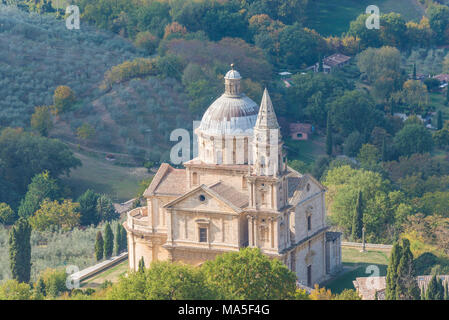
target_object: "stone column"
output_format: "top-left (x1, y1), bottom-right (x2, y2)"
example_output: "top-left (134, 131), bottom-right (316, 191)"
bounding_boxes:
top-left (247, 215), bottom-right (253, 247)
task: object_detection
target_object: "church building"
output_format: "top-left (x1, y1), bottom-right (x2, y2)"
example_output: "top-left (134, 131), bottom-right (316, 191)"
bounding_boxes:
top-left (124, 66), bottom-right (342, 287)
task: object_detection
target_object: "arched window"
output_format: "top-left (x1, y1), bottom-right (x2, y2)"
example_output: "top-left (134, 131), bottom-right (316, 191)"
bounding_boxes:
top-left (192, 172), bottom-right (198, 185)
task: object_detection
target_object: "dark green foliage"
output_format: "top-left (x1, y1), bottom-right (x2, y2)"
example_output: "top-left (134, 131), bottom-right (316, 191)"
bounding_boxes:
top-left (351, 190), bottom-right (363, 240)
top-left (121, 225), bottom-right (128, 253)
top-left (393, 124), bottom-right (433, 157)
top-left (201, 248), bottom-right (297, 300)
top-left (18, 171), bottom-right (60, 219)
top-left (386, 242), bottom-right (402, 300)
top-left (437, 110), bottom-right (443, 130)
top-left (34, 277), bottom-right (46, 298)
top-left (9, 218), bottom-right (31, 283)
top-left (343, 131), bottom-right (363, 157)
top-left (77, 190), bottom-right (100, 226)
top-left (425, 275), bottom-right (445, 300)
top-left (413, 63), bottom-right (416, 80)
top-left (0, 128), bottom-right (80, 205)
top-left (0, 203), bottom-right (17, 225)
top-left (95, 231), bottom-right (104, 261)
top-left (115, 224), bottom-right (122, 255)
top-left (396, 239), bottom-right (420, 300)
top-left (381, 137), bottom-right (388, 162)
top-left (103, 223), bottom-right (114, 259)
top-left (138, 257), bottom-right (145, 273)
top-left (96, 195), bottom-right (119, 223)
top-left (326, 113), bottom-right (333, 156)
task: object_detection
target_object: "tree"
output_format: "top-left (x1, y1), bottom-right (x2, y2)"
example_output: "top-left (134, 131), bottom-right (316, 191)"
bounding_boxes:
top-left (0, 202), bottom-right (17, 225)
top-left (386, 242), bottom-right (402, 300)
top-left (134, 31), bottom-right (159, 55)
top-left (52, 85), bottom-right (76, 114)
top-left (9, 218), bottom-right (31, 283)
top-left (326, 113), bottom-right (333, 156)
top-left (396, 239), bottom-right (420, 300)
top-left (427, 4), bottom-right (449, 44)
top-left (121, 225), bottom-right (128, 252)
top-left (437, 110), bottom-right (443, 130)
top-left (401, 80), bottom-right (429, 114)
top-left (96, 195), bottom-right (119, 222)
top-left (201, 248), bottom-right (297, 300)
top-left (31, 106), bottom-right (53, 137)
top-left (104, 223), bottom-right (114, 258)
top-left (33, 277), bottom-right (46, 299)
top-left (279, 23), bottom-right (325, 69)
top-left (0, 280), bottom-right (33, 300)
top-left (0, 128), bottom-right (81, 200)
top-left (115, 223), bottom-right (122, 255)
top-left (425, 275), bottom-right (445, 300)
top-left (108, 261), bottom-right (214, 300)
top-left (138, 257), bottom-right (145, 273)
top-left (394, 124), bottom-right (433, 157)
top-left (357, 144), bottom-right (380, 169)
top-left (76, 123), bottom-right (95, 141)
top-left (39, 268), bottom-right (68, 298)
top-left (330, 90), bottom-right (382, 136)
top-left (18, 171), bottom-right (60, 219)
top-left (352, 190), bottom-right (364, 240)
top-left (413, 63), bottom-right (417, 80)
top-left (29, 199), bottom-right (80, 231)
top-left (95, 231), bottom-right (104, 261)
top-left (77, 190), bottom-right (100, 226)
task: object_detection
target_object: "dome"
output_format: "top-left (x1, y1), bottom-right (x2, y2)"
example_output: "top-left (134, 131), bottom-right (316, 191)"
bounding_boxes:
top-left (198, 66), bottom-right (258, 136)
top-left (225, 69), bottom-right (241, 80)
top-left (198, 93), bottom-right (258, 135)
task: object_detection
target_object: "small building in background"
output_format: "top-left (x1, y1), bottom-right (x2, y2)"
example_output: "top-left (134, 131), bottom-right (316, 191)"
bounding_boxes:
top-left (289, 123), bottom-right (314, 140)
top-left (312, 53), bottom-right (351, 73)
top-left (433, 73), bottom-right (449, 85)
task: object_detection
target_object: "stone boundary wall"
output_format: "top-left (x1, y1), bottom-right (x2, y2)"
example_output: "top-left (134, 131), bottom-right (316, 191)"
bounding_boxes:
top-left (69, 252), bottom-right (128, 283)
top-left (341, 242), bottom-right (392, 250)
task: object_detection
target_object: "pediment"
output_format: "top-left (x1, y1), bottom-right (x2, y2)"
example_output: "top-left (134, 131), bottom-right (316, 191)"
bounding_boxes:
top-left (163, 185), bottom-right (241, 214)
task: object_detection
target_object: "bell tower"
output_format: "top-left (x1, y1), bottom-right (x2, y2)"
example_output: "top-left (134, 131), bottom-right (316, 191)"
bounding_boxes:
top-left (247, 88), bottom-right (288, 212)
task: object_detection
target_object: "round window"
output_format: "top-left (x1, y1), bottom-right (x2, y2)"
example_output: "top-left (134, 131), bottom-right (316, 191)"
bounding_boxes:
top-left (199, 195), bottom-right (206, 202)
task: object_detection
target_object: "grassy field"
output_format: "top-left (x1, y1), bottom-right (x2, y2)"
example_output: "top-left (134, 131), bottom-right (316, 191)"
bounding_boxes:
top-left (323, 247), bottom-right (390, 294)
top-left (306, 0), bottom-right (424, 36)
top-left (81, 259), bottom-right (129, 289)
top-left (285, 135), bottom-right (327, 164)
top-left (61, 151), bottom-right (152, 203)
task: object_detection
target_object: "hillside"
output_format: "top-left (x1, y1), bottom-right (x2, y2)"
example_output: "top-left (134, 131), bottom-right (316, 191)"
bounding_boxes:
top-left (305, 0), bottom-right (425, 36)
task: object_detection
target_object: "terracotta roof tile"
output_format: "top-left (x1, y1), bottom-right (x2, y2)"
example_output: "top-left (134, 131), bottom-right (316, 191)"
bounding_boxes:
top-left (144, 164), bottom-right (187, 197)
top-left (209, 182), bottom-right (248, 208)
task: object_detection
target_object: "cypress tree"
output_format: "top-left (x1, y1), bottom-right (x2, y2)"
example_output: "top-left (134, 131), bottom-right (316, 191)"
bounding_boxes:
top-left (104, 223), bottom-right (114, 259)
top-left (386, 242), bottom-right (402, 300)
top-left (412, 63), bottom-right (416, 80)
top-left (121, 225), bottom-right (128, 252)
top-left (437, 110), bottom-right (443, 130)
top-left (95, 231), bottom-right (104, 261)
top-left (326, 113), bottom-right (333, 157)
top-left (114, 223), bottom-right (121, 255)
top-left (35, 277), bottom-right (46, 298)
top-left (9, 217), bottom-right (32, 283)
top-left (426, 275), bottom-right (444, 300)
top-left (138, 257), bottom-right (145, 273)
top-left (351, 190), bottom-right (363, 241)
top-left (396, 239), bottom-right (419, 300)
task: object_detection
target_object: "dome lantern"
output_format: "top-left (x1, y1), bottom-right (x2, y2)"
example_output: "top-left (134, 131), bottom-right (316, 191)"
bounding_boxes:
top-left (224, 64), bottom-right (242, 96)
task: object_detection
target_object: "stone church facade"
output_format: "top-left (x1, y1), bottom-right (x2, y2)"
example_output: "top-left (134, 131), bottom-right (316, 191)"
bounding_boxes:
top-left (124, 67), bottom-right (342, 287)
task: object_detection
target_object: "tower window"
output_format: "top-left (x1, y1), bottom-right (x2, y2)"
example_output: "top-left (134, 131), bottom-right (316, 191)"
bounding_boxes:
top-left (192, 172), bottom-right (198, 185)
top-left (307, 215), bottom-right (312, 231)
top-left (199, 228), bottom-right (208, 243)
